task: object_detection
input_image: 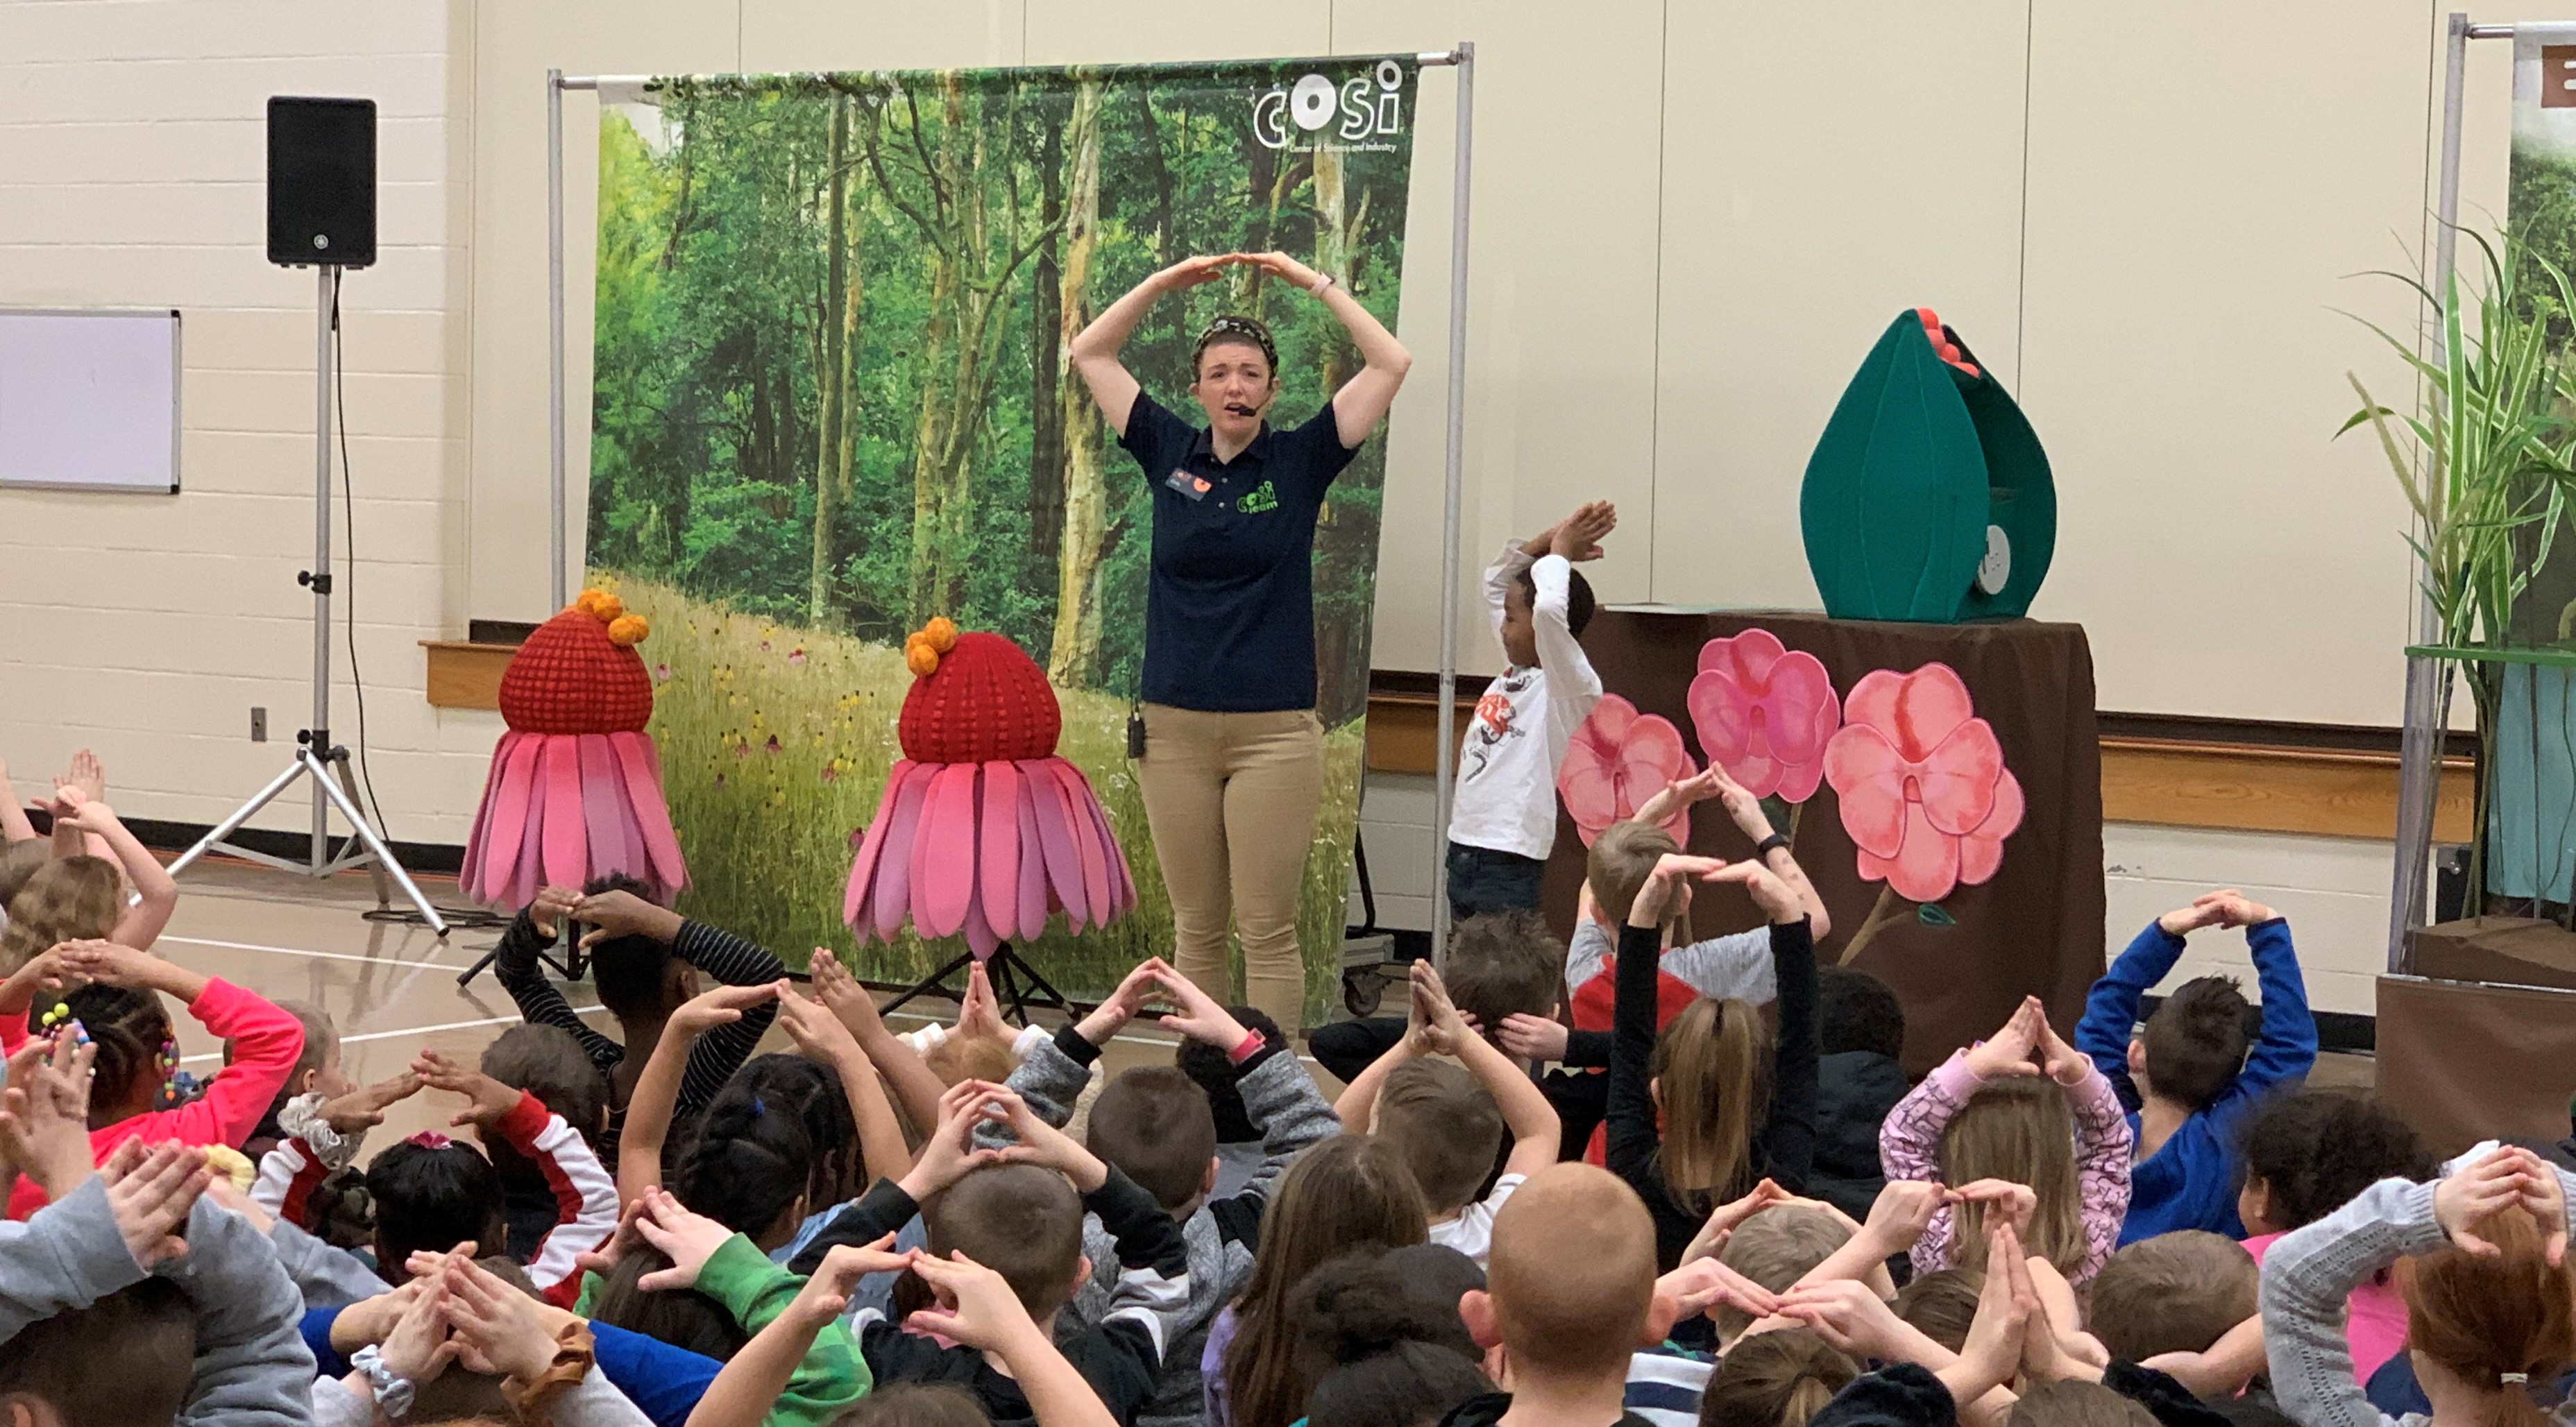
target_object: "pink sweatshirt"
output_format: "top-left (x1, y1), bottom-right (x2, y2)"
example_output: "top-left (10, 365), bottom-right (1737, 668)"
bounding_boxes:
top-left (2243, 1229), bottom-right (2408, 1383)
top-left (6, 977), bottom-right (304, 1220)
top-left (1877, 1049), bottom-right (2134, 1286)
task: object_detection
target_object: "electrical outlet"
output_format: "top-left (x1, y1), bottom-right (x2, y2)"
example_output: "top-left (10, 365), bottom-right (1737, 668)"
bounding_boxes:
top-left (251, 706), bottom-right (268, 743)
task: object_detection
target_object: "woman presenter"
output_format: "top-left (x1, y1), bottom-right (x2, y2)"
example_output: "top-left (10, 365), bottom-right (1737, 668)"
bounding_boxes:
top-left (1069, 250), bottom-right (1411, 1033)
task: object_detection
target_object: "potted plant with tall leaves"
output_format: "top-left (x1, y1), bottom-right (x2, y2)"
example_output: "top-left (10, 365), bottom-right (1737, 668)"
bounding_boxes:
top-left (2348, 229), bottom-right (2576, 921)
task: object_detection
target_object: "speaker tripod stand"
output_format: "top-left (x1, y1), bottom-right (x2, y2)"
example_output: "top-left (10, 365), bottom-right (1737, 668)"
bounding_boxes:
top-left (168, 266), bottom-right (446, 937)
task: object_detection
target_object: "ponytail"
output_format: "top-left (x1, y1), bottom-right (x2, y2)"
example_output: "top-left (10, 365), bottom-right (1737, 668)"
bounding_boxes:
top-left (1651, 996), bottom-right (1770, 1211)
top-left (2404, 1208), bottom-right (2576, 1427)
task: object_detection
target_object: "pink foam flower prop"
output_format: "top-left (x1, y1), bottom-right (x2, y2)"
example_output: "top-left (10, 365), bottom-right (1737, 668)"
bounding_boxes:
top-left (1822, 664), bottom-right (2022, 903)
top-left (1686, 629), bottom-right (1840, 802)
top-left (1557, 694), bottom-right (1697, 847)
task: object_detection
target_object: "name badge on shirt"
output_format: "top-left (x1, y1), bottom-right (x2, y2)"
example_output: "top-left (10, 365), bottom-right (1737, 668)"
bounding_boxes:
top-left (1165, 469), bottom-right (1214, 502)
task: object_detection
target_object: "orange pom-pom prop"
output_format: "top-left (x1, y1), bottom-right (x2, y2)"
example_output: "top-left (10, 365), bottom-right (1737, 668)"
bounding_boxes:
top-left (906, 639), bottom-right (940, 678)
top-left (607, 615), bottom-right (650, 647)
top-left (922, 617), bottom-right (958, 654)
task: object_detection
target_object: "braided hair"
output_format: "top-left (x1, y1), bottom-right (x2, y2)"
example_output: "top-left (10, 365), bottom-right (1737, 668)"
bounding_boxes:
top-left (729, 1053), bottom-right (864, 1204)
top-left (675, 1068), bottom-right (815, 1245)
top-left (37, 982), bottom-right (175, 1127)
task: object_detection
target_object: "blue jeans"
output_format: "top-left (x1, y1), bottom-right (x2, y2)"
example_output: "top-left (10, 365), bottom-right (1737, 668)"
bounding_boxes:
top-left (1446, 841), bottom-right (1546, 920)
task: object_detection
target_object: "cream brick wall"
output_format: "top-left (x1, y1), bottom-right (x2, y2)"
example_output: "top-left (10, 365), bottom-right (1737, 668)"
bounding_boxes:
top-left (0, 0), bottom-right (499, 846)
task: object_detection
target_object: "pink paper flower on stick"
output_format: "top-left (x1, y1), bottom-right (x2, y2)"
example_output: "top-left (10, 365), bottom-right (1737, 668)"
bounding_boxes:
top-left (1822, 664), bottom-right (2023, 903)
top-left (1557, 694), bottom-right (1697, 847)
top-left (1687, 629), bottom-right (1841, 802)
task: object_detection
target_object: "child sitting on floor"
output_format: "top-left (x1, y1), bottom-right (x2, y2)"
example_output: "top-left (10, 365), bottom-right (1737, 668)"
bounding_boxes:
top-left (1595, 828), bottom-right (1819, 1276)
top-left (490, 879), bottom-right (787, 1162)
top-left (0, 940), bottom-right (303, 1222)
top-left (1446, 1161), bottom-right (1676, 1427)
top-left (1881, 994), bottom-right (2133, 1287)
top-left (789, 1079), bottom-right (1194, 1426)
top-left (2075, 889), bottom-right (2315, 1241)
top-left (1336, 959), bottom-right (1559, 1268)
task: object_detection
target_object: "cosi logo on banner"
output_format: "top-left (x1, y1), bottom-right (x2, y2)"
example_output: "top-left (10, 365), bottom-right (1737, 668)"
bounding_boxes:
top-left (1254, 59), bottom-right (1407, 151)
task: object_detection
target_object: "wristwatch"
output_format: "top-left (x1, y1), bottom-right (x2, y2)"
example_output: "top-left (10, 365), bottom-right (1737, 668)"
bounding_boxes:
top-left (351, 1345), bottom-right (416, 1420)
top-left (1310, 272), bottom-right (1337, 296)
top-left (1754, 833), bottom-right (1792, 860)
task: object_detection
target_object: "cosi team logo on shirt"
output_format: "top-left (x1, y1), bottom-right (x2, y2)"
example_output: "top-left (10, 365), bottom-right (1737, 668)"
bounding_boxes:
top-left (1236, 479), bottom-right (1279, 514)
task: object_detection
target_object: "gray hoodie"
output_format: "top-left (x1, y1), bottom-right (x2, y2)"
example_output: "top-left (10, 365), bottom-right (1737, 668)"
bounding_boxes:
top-left (0, 1176), bottom-right (316, 1426)
top-left (991, 1025), bottom-right (1341, 1427)
top-left (2262, 1159), bottom-right (2576, 1427)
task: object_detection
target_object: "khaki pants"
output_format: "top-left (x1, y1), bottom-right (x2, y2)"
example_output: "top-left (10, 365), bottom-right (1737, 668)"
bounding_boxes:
top-left (1135, 703), bottom-right (1323, 1035)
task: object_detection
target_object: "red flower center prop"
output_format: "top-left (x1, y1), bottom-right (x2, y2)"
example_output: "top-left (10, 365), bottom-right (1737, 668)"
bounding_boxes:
top-left (1821, 663), bottom-right (2022, 904)
top-left (1557, 694), bottom-right (1697, 847)
top-left (897, 632), bottom-right (1062, 765)
top-left (498, 597), bottom-right (655, 735)
top-left (1687, 629), bottom-right (1840, 803)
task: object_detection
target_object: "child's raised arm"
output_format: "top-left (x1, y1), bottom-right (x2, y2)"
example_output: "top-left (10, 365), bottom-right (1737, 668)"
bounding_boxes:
top-left (617, 982), bottom-right (783, 1207)
top-left (2034, 1014), bottom-right (2133, 1286)
top-left (0, 757), bottom-right (36, 844)
top-left (808, 949), bottom-right (946, 1142)
top-left (2209, 897), bottom-right (2316, 1121)
top-left (680, 1238), bottom-right (904, 1427)
top-left (774, 978), bottom-right (913, 1185)
top-left (56, 800), bottom-right (178, 952)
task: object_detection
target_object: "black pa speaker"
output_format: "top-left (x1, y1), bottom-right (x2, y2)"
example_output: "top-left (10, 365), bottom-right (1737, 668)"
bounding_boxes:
top-left (267, 96), bottom-right (375, 268)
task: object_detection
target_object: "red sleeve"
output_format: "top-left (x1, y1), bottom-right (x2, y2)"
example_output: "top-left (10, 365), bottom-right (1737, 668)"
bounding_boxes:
top-left (150, 979), bottom-right (304, 1152)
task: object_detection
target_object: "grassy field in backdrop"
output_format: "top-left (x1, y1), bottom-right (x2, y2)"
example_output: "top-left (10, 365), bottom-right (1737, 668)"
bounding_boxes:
top-left (604, 574), bottom-right (1364, 1014)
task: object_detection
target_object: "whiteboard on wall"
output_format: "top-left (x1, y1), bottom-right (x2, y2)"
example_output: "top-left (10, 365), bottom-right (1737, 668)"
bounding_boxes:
top-left (0, 309), bottom-right (180, 493)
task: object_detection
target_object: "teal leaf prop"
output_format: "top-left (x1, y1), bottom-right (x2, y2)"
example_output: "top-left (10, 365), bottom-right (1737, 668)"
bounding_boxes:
top-left (1917, 902), bottom-right (1957, 928)
top-left (1800, 310), bottom-right (2055, 622)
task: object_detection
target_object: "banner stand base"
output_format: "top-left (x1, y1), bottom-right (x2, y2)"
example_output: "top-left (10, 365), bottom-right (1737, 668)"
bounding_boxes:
top-left (865, 942), bottom-right (1090, 1025)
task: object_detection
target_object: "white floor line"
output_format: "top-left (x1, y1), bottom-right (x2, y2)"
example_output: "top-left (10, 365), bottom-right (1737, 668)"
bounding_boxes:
top-left (180, 997), bottom-right (1327, 1073)
top-left (180, 1005), bottom-right (609, 1065)
top-left (159, 934), bottom-right (461, 971)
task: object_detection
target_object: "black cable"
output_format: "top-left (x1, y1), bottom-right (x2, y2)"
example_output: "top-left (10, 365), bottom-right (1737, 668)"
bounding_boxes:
top-left (334, 274), bottom-right (500, 934)
top-left (330, 273), bottom-right (392, 840)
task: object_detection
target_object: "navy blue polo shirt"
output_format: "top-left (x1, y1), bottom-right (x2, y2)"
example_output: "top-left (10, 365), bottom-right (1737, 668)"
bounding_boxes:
top-left (1117, 391), bottom-right (1359, 712)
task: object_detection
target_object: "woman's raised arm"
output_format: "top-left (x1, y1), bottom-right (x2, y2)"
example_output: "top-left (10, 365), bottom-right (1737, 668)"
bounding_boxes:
top-left (1238, 250), bottom-right (1412, 448)
top-left (1069, 255), bottom-right (1234, 438)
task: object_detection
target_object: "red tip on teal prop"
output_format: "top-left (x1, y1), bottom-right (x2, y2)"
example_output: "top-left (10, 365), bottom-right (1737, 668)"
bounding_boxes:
top-left (1799, 309), bottom-right (2056, 622)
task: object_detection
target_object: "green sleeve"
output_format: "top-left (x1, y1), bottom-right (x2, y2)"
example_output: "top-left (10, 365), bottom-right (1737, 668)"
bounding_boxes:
top-left (694, 1235), bottom-right (872, 1425)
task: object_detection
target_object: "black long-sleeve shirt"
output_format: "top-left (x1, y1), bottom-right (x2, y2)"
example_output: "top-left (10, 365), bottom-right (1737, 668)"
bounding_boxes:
top-left (1605, 916), bottom-right (1817, 1271)
top-left (489, 909), bottom-right (785, 1165)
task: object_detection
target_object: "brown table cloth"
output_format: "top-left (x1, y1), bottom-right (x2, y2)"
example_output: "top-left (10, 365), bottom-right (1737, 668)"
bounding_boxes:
top-left (2377, 974), bottom-right (2576, 1157)
top-left (1541, 609), bottom-right (2105, 1076)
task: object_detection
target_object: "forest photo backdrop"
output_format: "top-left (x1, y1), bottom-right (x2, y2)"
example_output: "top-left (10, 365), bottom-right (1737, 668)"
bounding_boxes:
top-left (584, 58), bottom-right (1421, 1004)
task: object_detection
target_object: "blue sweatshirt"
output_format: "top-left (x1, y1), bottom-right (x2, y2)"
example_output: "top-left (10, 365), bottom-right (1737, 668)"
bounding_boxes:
top-left (2074, 916), bottom-right (2316, 1242)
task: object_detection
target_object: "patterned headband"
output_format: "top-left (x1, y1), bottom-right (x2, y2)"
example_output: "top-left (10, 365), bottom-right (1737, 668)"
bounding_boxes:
top-left (1194, 315), bottom-right (1277, 373)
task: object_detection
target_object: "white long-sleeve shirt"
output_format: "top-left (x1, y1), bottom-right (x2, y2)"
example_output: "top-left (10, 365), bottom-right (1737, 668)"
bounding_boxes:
top-left (1446, 541), bottom-right (1604, 861)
